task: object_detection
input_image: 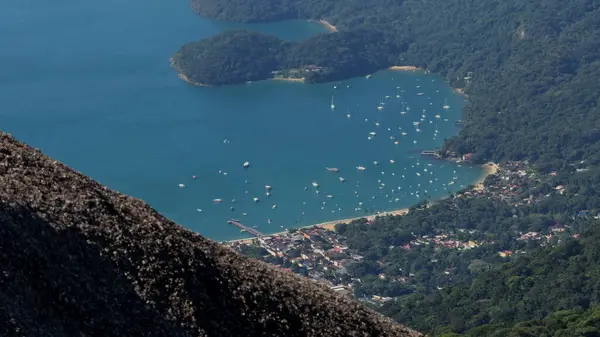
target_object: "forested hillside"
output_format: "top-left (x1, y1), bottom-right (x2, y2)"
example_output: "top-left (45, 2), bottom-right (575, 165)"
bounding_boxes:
top-left (172, 29), bottom-right (398, 85)
top-left (183, 1), bottom-right (600, 334)
top-left (183, 0), bottom-right (600, 170)
top-left (378, 223), bottom-right (600, 336)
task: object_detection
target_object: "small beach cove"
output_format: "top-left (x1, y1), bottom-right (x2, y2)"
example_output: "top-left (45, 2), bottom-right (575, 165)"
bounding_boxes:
top-left (0, 0), bottom-right (484, 241)
top-left (229, 162), bottom-right (497, 244)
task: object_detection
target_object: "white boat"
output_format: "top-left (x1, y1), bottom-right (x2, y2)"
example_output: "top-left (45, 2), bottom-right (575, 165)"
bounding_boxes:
top-left (435, 114), bottom-right (441, 118)
top-left (443, 98), bottom-right (450, 109)
top-left (272, 205), bottom-right (277, 209)
top-left (356, 166), bottom-right (367, 171)
top-left (339, 177), bottom-right (345, 182)
top-left (373, 161), bottom-right (379, 165)
top-left (213, 199), bottom-right (222, 204)
top-left (330, 96), bottom-right (335, 110)
top-left (312, 181), bottom-right (319, 188)
top-left (253, 197), bottom-right (260, 203)
top-left (178, 183), bottom-right (185, 188)
top-left (390, 159), bottom-right (395, 164)
top-left (243, 161), bottom-right (250, 168)
top-left (401, 132), bottom-right (408, 136)
top-left (369, 131), bottom-right (377, 136)
top-left (265, 185), bottom-right (272, 190)
top-left (326, 167), bottom-right (340, 173)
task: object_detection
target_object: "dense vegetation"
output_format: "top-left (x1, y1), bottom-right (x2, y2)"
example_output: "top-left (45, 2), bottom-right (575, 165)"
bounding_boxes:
top-left (183, 0), bottom-right (600, 169)
top-left (172, 29), bottom-right (397, 85)
top-left (334, 164), bottom-right (600, 335)
top-left (378, 223), bottom-right (600, 336)
top-left (184, 0), bottom-right (600, 334)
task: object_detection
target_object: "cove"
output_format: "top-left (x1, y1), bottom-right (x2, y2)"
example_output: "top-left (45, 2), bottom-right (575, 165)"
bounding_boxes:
top-left (0, 0), bottom-right (482, 241)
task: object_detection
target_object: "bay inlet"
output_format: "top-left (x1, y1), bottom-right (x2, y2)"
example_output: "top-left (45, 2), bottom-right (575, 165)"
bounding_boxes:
top-left (0, 0), bottom-right (482, 241)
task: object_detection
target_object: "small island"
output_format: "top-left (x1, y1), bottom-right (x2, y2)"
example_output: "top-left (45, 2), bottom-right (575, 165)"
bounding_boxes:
top-left (171, 29), bottom-right (399, 86)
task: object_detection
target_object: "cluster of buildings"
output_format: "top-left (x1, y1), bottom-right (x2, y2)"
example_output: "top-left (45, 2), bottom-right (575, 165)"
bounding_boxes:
top-left (226, 161), bottom-right (591, 301)
top-left (226, 226), bottom-right (363, 294)
top-left (399, 232), bottom-right (481, 251)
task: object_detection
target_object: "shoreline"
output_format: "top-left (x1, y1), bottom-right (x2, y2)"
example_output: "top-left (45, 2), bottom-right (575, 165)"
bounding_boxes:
top-left (388, 65), bottom-right (468, 98)
top-left (226, 208), bottom-right (409, 245)
top-left (388, 65), bottom-right (422, 71)
top-left (178, 72), bottom-right (211, 87)
top-left (317, 19), bottom-right (337, 32)
top-left (170, 58), bottom-right (211, 87)
top-left (473, 162), bottom-right (498, 191)
top-left (271, 77), bottom-right (305, 83)
top-left (225, 162), bottom-right (499, 244)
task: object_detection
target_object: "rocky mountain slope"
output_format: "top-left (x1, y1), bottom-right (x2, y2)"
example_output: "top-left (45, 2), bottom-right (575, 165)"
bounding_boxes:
top-left (0, 132), bottom-right (422, 337)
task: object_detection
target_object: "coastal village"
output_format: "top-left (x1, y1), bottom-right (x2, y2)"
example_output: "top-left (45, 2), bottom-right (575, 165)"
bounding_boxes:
top-left (224, 159), bottom-right (591, 303)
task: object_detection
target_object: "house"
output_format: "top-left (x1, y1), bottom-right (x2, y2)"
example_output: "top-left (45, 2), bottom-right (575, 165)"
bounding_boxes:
top-left (498, 250), bottom-right (514, 257)
top-left (462, 153), bottom-right (473, 161)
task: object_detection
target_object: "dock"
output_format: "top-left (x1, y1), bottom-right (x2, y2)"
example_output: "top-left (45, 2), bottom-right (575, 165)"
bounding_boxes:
top-left (420, 150), bottom-right (438, 156)
top-left (228, 219), bottom-right (265, 238)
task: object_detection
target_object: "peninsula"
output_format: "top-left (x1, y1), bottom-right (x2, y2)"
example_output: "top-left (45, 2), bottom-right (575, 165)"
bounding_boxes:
top-left (172, 29), bottom-right (393, 86)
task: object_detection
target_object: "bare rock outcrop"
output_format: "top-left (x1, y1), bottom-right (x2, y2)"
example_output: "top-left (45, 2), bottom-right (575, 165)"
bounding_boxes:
top-left (0, 132), bottom-right (422, 337)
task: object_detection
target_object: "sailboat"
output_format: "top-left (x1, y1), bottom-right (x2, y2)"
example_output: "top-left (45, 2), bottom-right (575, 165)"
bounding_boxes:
top-left (443, 98), bottom-right (450, 109)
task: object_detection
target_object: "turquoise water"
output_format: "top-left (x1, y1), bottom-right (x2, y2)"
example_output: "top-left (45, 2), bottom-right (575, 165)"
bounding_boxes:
top-left (0, 0), bottom-right (482, 241)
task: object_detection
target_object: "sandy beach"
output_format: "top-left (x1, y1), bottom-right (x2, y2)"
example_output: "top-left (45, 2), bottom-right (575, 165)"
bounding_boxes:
top-left (319, 20), bottom-right (337, 32)
top-left (473, 162), bottom-right (498, 191)
top-left (313, 19), bottom-right (337, 32)
top-left (227, 208), bottom-right (409, 244)
top-left (389, 65), bottom-right (422, 71)
top-left (271, 77), bottom-right (305, 83)
top-left (226, 162), bottom-right (499, 244)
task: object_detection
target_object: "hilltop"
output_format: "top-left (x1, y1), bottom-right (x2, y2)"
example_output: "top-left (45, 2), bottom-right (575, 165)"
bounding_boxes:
top-left (0, 132), bottom-right (421, 337)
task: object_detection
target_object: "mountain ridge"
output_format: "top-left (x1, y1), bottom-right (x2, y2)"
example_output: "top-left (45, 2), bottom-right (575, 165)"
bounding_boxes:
top-left (0, 132), bottom-right (421, 337)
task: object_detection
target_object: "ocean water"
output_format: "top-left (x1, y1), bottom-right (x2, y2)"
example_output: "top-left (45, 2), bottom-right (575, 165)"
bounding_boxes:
top-left (0, 0), bottom-right (482, 241)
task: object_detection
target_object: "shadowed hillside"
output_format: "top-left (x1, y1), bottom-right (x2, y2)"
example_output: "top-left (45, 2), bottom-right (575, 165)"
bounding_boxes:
top-left (0, 132), bottom-right (421, 337)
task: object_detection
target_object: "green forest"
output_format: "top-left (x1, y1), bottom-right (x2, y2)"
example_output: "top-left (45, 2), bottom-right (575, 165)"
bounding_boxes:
top-left (172, 29), bottom-right (397, 85)
top-left (185, 0), bottom-right (600, 335)
top-left (181, 0), bottom-right (600, 170)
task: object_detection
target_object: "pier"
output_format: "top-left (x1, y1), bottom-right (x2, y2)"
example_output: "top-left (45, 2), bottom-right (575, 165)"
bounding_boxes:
top-left (228, 219), bottom-right (265, 238)
top-left (420, 150), bottom-right (438, 156)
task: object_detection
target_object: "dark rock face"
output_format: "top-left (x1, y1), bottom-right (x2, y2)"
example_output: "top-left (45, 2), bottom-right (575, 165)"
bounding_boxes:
top-left (0, 133), bottom-right (422, 337)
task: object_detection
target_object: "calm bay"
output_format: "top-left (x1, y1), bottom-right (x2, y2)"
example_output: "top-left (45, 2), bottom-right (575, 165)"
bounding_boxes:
top-left (0, 0), bottom-right (482, 241)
